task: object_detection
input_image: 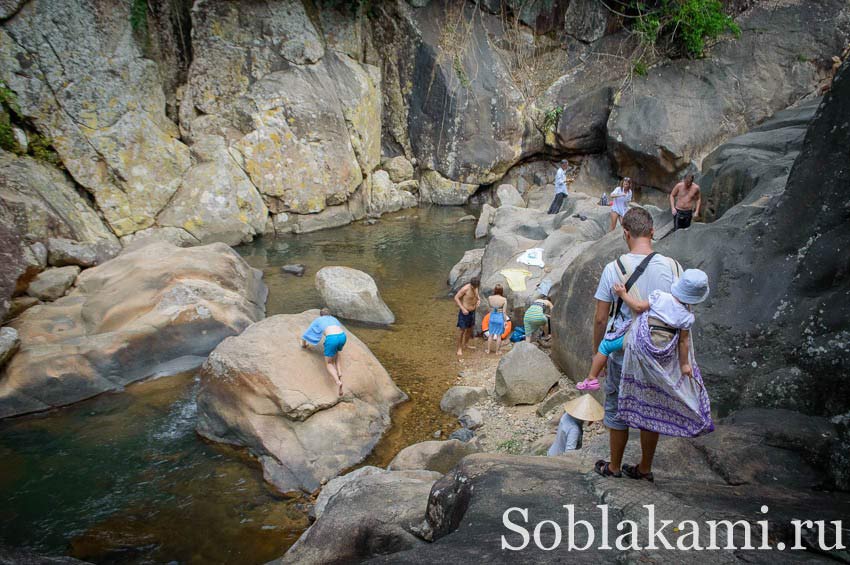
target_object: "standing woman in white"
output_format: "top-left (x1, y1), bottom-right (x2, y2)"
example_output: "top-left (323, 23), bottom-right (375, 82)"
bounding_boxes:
top-left (609, 177), bottom-right (634, 231)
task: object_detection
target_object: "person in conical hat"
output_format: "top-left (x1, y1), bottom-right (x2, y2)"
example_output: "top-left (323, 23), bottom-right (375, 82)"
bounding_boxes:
top-left (547, 394), bottom-right (604, 456)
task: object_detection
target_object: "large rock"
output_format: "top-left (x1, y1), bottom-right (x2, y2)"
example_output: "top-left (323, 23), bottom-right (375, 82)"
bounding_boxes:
top-left (0, 242), bottom-right (266, 419)
top-left (0, 220), bottom-right (28, 320)
top-left (155, 135), bottom-right (268, 246)
top-left (494, 341), bottom-right (561, 405)
top-left (439, 385), bottom-right (487, 416)
top-left (0, 0), bottom-right (191, 236)
top-left (606, 0), bottom-right (850, 189)
top-left (0, 151), bottom-right (117, 245)
top-left (0, 327), bottom-right (19, 369)
top-left (311, 466), bottom-right (442, 520)
top-left (552, 86), bottom-right (613, 153)
top-left (494, 184), bottom-right (525, 208)
top-left (690, 408), bottom-right (836, 490)
top-left (371, 444), bottom-right (850, 563)
top-left (382, 155), bottom-right (415, 182)
top-left (24, 266), bottom-right (79, 301)
top-left (388, 439), bottom-right (480, 474)
top-left (699, 98), bottom-right (819, 222)
top-left (367, 170), bottom-right (418, 216)
top-left (373, 1), bottom-right (541, 186)
top-left (419, 170), bottom-right (479, 206)
top-left (563, 0), bottom-right (615, 43)
top-left (553, 62), bottom-right (850, 416)
top-left (447, 249), bottom-right (484, 293)
top-left (278, 467), bottom-right (440, 564)
top-left (474, 204), bottom-right (495, 239)
top-left (46, 238), bottom-right (120, 268)
top-left (196, 311), bottom-right (406, 493)
top-left (315, 266), bottom-right (395, 325)
top-left (184, 4), bottom-right (379, 216)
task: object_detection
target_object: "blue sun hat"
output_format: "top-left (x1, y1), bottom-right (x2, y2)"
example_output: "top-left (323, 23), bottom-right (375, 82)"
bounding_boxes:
top-left (671, 269), bottom-right (710, 304)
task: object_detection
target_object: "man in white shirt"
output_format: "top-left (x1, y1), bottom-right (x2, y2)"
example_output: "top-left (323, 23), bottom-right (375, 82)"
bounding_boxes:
top-left (547, 159), bottom-right (569, 214)
top-left (591, 207), bottom-right (678, 481)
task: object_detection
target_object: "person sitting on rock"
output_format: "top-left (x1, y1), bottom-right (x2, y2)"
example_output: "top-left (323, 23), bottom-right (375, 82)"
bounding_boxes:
top-left (548, 394), bottom-right (604, 455)
top-left (454, 276), bottom-right (481, 357)
top-left (300, 308), bottom-right (347, 397)
top-left (669, 173), bottom-right (701, 230)
top-left (485, 284), bottom-right (508, 355)
top-left (547, 159), bottom-right (570, 214)
top-left (577, 268), bottom-right (709, 391)
top-left (609, 177), bottom-right (633, 232)
top-left (523, 296), bottom-right (553, 342)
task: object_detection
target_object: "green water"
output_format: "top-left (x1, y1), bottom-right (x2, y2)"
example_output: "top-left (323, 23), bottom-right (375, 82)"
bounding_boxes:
top-left (0, 207), bottom-right (482, 563)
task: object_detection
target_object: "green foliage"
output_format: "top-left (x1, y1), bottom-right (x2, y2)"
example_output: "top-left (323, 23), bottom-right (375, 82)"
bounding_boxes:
top-left (542, 106), bottom-right (563, 133)
top-left (453, 55), bottom-right (471, 89)
top-left (0, 111), bottom-right (19, 154)
top-left (0, 83), bottom-right (22, 154)
top-left (0, 81), bottom-right (62, 166)
top-left (629, 0), bottom-right (740, 58)
top-left (28, 133), bottom-right (63, 168)
top-left (632, 59), bottom-right (649, 76)
top-left (496, 438), bottom-right (524, 455)
top-left (130, 0), bottom-right (148, 33)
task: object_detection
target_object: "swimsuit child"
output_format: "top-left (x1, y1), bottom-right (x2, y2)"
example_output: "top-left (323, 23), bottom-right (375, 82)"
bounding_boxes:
top-left (323, 332), bottom-right (346, 357)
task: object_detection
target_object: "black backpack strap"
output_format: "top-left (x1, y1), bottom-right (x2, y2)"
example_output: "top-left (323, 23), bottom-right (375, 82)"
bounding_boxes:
top-left (608, 252), bottom-right (657, 330)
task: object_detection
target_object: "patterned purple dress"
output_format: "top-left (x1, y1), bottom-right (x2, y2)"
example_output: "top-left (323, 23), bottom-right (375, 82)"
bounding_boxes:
top-left (617, 312), bottom-right (714, 437)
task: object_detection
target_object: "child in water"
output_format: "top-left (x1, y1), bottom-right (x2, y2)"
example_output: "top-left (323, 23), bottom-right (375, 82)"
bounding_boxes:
top-left (577, 269), bottom-right (709, 391)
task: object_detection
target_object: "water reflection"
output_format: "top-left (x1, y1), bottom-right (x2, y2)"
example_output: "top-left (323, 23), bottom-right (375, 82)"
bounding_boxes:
top-left (0, 207), bottom-right (481, 563)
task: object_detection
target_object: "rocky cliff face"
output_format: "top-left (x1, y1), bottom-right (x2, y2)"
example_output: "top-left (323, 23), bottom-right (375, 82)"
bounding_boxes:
top-left (551, 60), bottom-right (850, 416)
top-left (1, 0), bottom-right (847, 315)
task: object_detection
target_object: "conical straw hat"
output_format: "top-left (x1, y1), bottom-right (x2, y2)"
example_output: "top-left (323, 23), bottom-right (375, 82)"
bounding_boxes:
top-left (563, 393), bottom-right (604, 422)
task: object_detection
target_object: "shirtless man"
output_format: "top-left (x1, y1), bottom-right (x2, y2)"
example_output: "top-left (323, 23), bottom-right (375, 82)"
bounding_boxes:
top-left (454, 277), bottom-right (481, 356)
top-left (669, 173), bottom-right (701, 231)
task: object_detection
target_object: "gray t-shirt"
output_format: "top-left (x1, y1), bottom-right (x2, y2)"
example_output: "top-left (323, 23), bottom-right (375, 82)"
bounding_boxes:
top-left (594, 253), bottom-right (677, 335)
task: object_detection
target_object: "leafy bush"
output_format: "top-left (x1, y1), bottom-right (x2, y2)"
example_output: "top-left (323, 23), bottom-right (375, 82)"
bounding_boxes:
top-left (0, 83), bottom-right (22, 154)
top-left (629, 0), bottom-right (740, 58)
top-left (542, 106), bottom-right (563, 133)
top-left (130, 0), bottom-right (148, 33)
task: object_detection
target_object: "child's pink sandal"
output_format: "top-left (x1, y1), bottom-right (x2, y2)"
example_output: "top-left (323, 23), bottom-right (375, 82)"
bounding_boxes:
top-left (577, 378), bottom-right (600, 391)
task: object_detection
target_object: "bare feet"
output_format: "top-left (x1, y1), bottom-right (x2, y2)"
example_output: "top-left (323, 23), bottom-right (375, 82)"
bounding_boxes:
top-left (456, 349), bottom-right (463, 357)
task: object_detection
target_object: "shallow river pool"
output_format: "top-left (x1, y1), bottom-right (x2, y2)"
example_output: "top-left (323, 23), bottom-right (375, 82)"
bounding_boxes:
top-left (0, 207), bottom-right (482, 564)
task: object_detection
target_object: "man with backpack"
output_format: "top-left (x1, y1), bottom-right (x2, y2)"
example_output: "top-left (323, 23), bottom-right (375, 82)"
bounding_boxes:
top-left (591, 207), bottom-right (681, 481)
